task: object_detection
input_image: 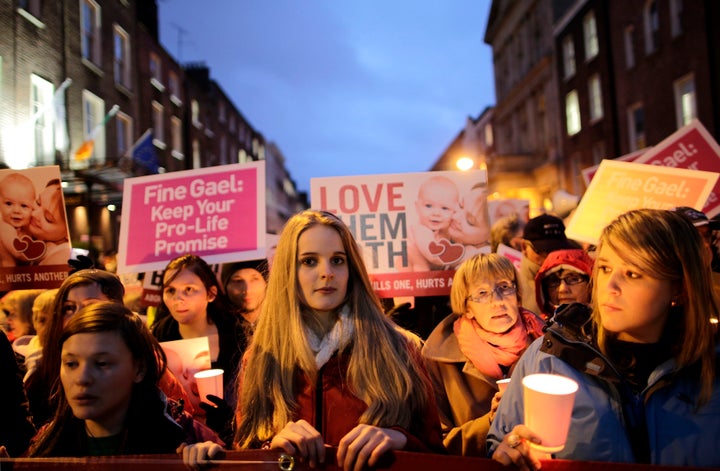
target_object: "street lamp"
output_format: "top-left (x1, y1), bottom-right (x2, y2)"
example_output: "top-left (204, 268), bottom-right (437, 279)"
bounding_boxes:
top-left (456, 156), bottom-right (475, 171)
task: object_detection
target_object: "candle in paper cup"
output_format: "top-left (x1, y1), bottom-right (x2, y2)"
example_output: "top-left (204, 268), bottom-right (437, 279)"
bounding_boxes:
top-left (496, 378), bottom-right (511, 393)
top-left (522, 373), bottom-right (578, 453)
top-left (194, 368), bottom-right (224, 403)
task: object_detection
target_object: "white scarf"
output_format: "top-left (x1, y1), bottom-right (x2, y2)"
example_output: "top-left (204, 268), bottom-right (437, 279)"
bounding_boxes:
top-left (304, 306), bottom-right (355, 369)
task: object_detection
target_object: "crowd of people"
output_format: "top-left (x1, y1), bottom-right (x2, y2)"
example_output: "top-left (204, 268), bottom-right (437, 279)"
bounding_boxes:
top-left (1, 206), bottom-right (719, 469)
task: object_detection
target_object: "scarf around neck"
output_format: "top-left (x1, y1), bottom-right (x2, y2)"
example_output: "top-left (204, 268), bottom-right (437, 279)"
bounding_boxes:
top-left (453, 308), bottom-right (544, 380)
top-left (304, 306), bottom-right (355, 369)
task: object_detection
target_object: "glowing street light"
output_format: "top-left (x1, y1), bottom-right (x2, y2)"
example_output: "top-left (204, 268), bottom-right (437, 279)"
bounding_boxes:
top-left (456, 156), bottom-right (475, 171)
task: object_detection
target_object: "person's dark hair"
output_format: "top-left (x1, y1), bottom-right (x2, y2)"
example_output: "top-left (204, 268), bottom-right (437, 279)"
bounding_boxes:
top-left (155, 254), bottom-right (233, 324)
top-left (28, 302), bottom-right (185, 456)
top-left (26, 269), bottom-right (126, 427)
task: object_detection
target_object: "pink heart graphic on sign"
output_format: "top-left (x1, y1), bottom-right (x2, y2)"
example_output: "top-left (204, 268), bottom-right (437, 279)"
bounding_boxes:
top-left (428, 240), bottom-right (445, 255)
top-left (13, 235), bottom-right (47, 261)
top-left (437, 238), bottom-right (464, 264)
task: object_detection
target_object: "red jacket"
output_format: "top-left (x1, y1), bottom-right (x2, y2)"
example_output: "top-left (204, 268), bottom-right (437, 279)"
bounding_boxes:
top-left (293, 350), bottom-right (445, 453)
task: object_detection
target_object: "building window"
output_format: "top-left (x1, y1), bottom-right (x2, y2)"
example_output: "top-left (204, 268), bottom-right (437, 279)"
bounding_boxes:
top-left (583, 11), bottom-right (599, 61)
top-left (670, 0), bottom-right (683, 37)
top-left (19, 0), bottom-right (42, 17)
top-left (644, 0), bottom-right (659, 54)
top-left (149, 53), bottom-right (163, 90)
top-left (562, 36), bottom-right (575, 79)
top-left (152, 101), bottom-right (164, 146)
top-left (113, 25), bottom-right (131, 88)
top-left (18, 0), bottom-right (44, 27)
top-left (624, 25), bottom-right (635, 69)
top-left (565, 90), bottom-right (581, 136)
top-left (592, 141), bottom-right (606, 166)
top-left (191, 99), bottom-right (201, 127)
top-left (588, 74), bottom-right (604, 122)
top-left (80, 0), bottom-right (101, 65)
top-left (674, 74), bottom-right (696, 128)
top-left (116, 112), bottom-right (132, 157)
top-left (484, 123), bottom-right (493, 148)
top-left (628, 103), bottom-right (646, 151)
top-left (81, 90), bottom-right (106, 165)
top-left (238, 148), bottom-right (248, 164)
top-left (229, 114), bottom-right (236, 133)
top-left (192, 139), bottom-right (200, 168)
top-left (171, 116), bottom-right (183, 159)
top-left (219, 135), bottom-right (227, 164)
top-left (218, 102), bottom-right (226, 123)
top-left (31, 74), bottom-right (55, 165)
top-left (169, 71), bottom-right (182, 105)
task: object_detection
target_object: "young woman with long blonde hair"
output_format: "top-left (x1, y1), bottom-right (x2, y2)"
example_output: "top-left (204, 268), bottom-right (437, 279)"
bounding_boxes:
top-left (182, 210), bottom-right (443, 470)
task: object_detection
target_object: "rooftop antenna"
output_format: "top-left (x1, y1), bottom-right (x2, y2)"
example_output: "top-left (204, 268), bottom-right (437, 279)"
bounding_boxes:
top-left (170, 22), bottom-right (189, 62)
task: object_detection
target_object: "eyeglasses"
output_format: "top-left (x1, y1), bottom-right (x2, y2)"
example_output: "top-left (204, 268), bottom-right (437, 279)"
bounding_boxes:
top-left (467, 282), bottom-right (517, 304)
top-left (545, 274), bottom-right (588, 289)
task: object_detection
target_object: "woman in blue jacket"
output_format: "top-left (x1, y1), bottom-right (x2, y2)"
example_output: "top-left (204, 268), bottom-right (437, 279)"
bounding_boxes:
top-left (488, 208), bottom-right (720, 468)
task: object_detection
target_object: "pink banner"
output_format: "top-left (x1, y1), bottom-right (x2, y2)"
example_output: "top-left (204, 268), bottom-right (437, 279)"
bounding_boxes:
top-left (117, 163), bottom-right (266, 274)
top-left (634, 120), bottom-right (720, 217)
top-left (311, 171), bottom-right (490, 297)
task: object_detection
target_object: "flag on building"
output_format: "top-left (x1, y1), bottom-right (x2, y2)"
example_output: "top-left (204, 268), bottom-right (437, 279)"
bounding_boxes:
top-left (53, 78), bottom-right (72, 155)
top-left (73, 104), bottom-right (119, 161)
top-left (129, 129), bottom-right (159, 173)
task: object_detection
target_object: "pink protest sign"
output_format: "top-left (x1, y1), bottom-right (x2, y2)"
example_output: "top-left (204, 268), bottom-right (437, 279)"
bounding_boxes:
top-left (633, 120), bottom-right (720, 217)
top-left (311, 170), bottom-right (490, 297)
top-left (581, 150), bottom-right (645, 187)
top-left (117, 162), bottom-right (266, 274)
top-left (566, 160), bottom-right (718, 245)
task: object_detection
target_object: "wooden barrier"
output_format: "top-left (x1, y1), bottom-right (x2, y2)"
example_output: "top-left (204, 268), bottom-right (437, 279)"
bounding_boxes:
top-left (0, 449), bottom-right (708, 470)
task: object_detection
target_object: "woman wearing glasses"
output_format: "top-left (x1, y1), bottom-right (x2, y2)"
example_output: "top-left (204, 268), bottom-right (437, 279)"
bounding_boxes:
top-left (421, 253), bottom-right (545, 456)
top-left (534, 249), bottom-right (594, 320)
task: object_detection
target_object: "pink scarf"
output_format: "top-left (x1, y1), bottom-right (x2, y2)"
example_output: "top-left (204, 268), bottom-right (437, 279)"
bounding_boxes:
top-left (453, 309), bottom-right (545, 380)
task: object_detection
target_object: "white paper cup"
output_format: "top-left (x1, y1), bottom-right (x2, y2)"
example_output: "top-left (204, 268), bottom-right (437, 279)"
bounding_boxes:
top-left (496, 378), bottom-right (511, 392)
top-left (194, 368), bottom-right (224, 403)
top-left (522, 373), bottom-right (578, 453)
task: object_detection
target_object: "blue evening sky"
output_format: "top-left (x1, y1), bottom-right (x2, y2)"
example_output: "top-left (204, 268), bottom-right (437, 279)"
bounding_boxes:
top-left (158, 0), bottom-right (496, 194)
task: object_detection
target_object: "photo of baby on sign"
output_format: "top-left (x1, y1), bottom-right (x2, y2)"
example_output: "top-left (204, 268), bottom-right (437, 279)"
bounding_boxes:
top-left (0, 166), bottom-right (72, 291)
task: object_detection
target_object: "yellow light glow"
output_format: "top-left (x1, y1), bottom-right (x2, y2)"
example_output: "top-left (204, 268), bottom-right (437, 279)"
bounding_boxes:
top-left (456, 156), bottom-right (475, 171)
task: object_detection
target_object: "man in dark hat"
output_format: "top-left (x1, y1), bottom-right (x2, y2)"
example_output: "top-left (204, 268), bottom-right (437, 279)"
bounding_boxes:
top-left (672, 206), bottom-right (720, 256)
top-left (220, 259), bottom-right (268, 340)
top-left (672, 207), bottom-right (720, 302)
top-left (519, 214), bottom-right (579, 315)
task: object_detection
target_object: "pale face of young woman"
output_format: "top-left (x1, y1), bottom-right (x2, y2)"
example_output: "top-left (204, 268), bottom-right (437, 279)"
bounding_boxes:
top-left (464, 276), bottom-right (520, 334)
top-left (296, 225), bottom-right (349, 313)
top-left (61, 331), bottom-right (144, 437)
top-left (595, 243), bottom-right (675, 343)
top-left (162, 268), bottom-right (216, 326)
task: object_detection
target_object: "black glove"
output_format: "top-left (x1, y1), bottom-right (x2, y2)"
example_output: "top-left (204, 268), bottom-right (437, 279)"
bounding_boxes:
top-left (68, 255), bottom-right (95, 274)
top-left (199, 394), bottom-right (234, 444)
